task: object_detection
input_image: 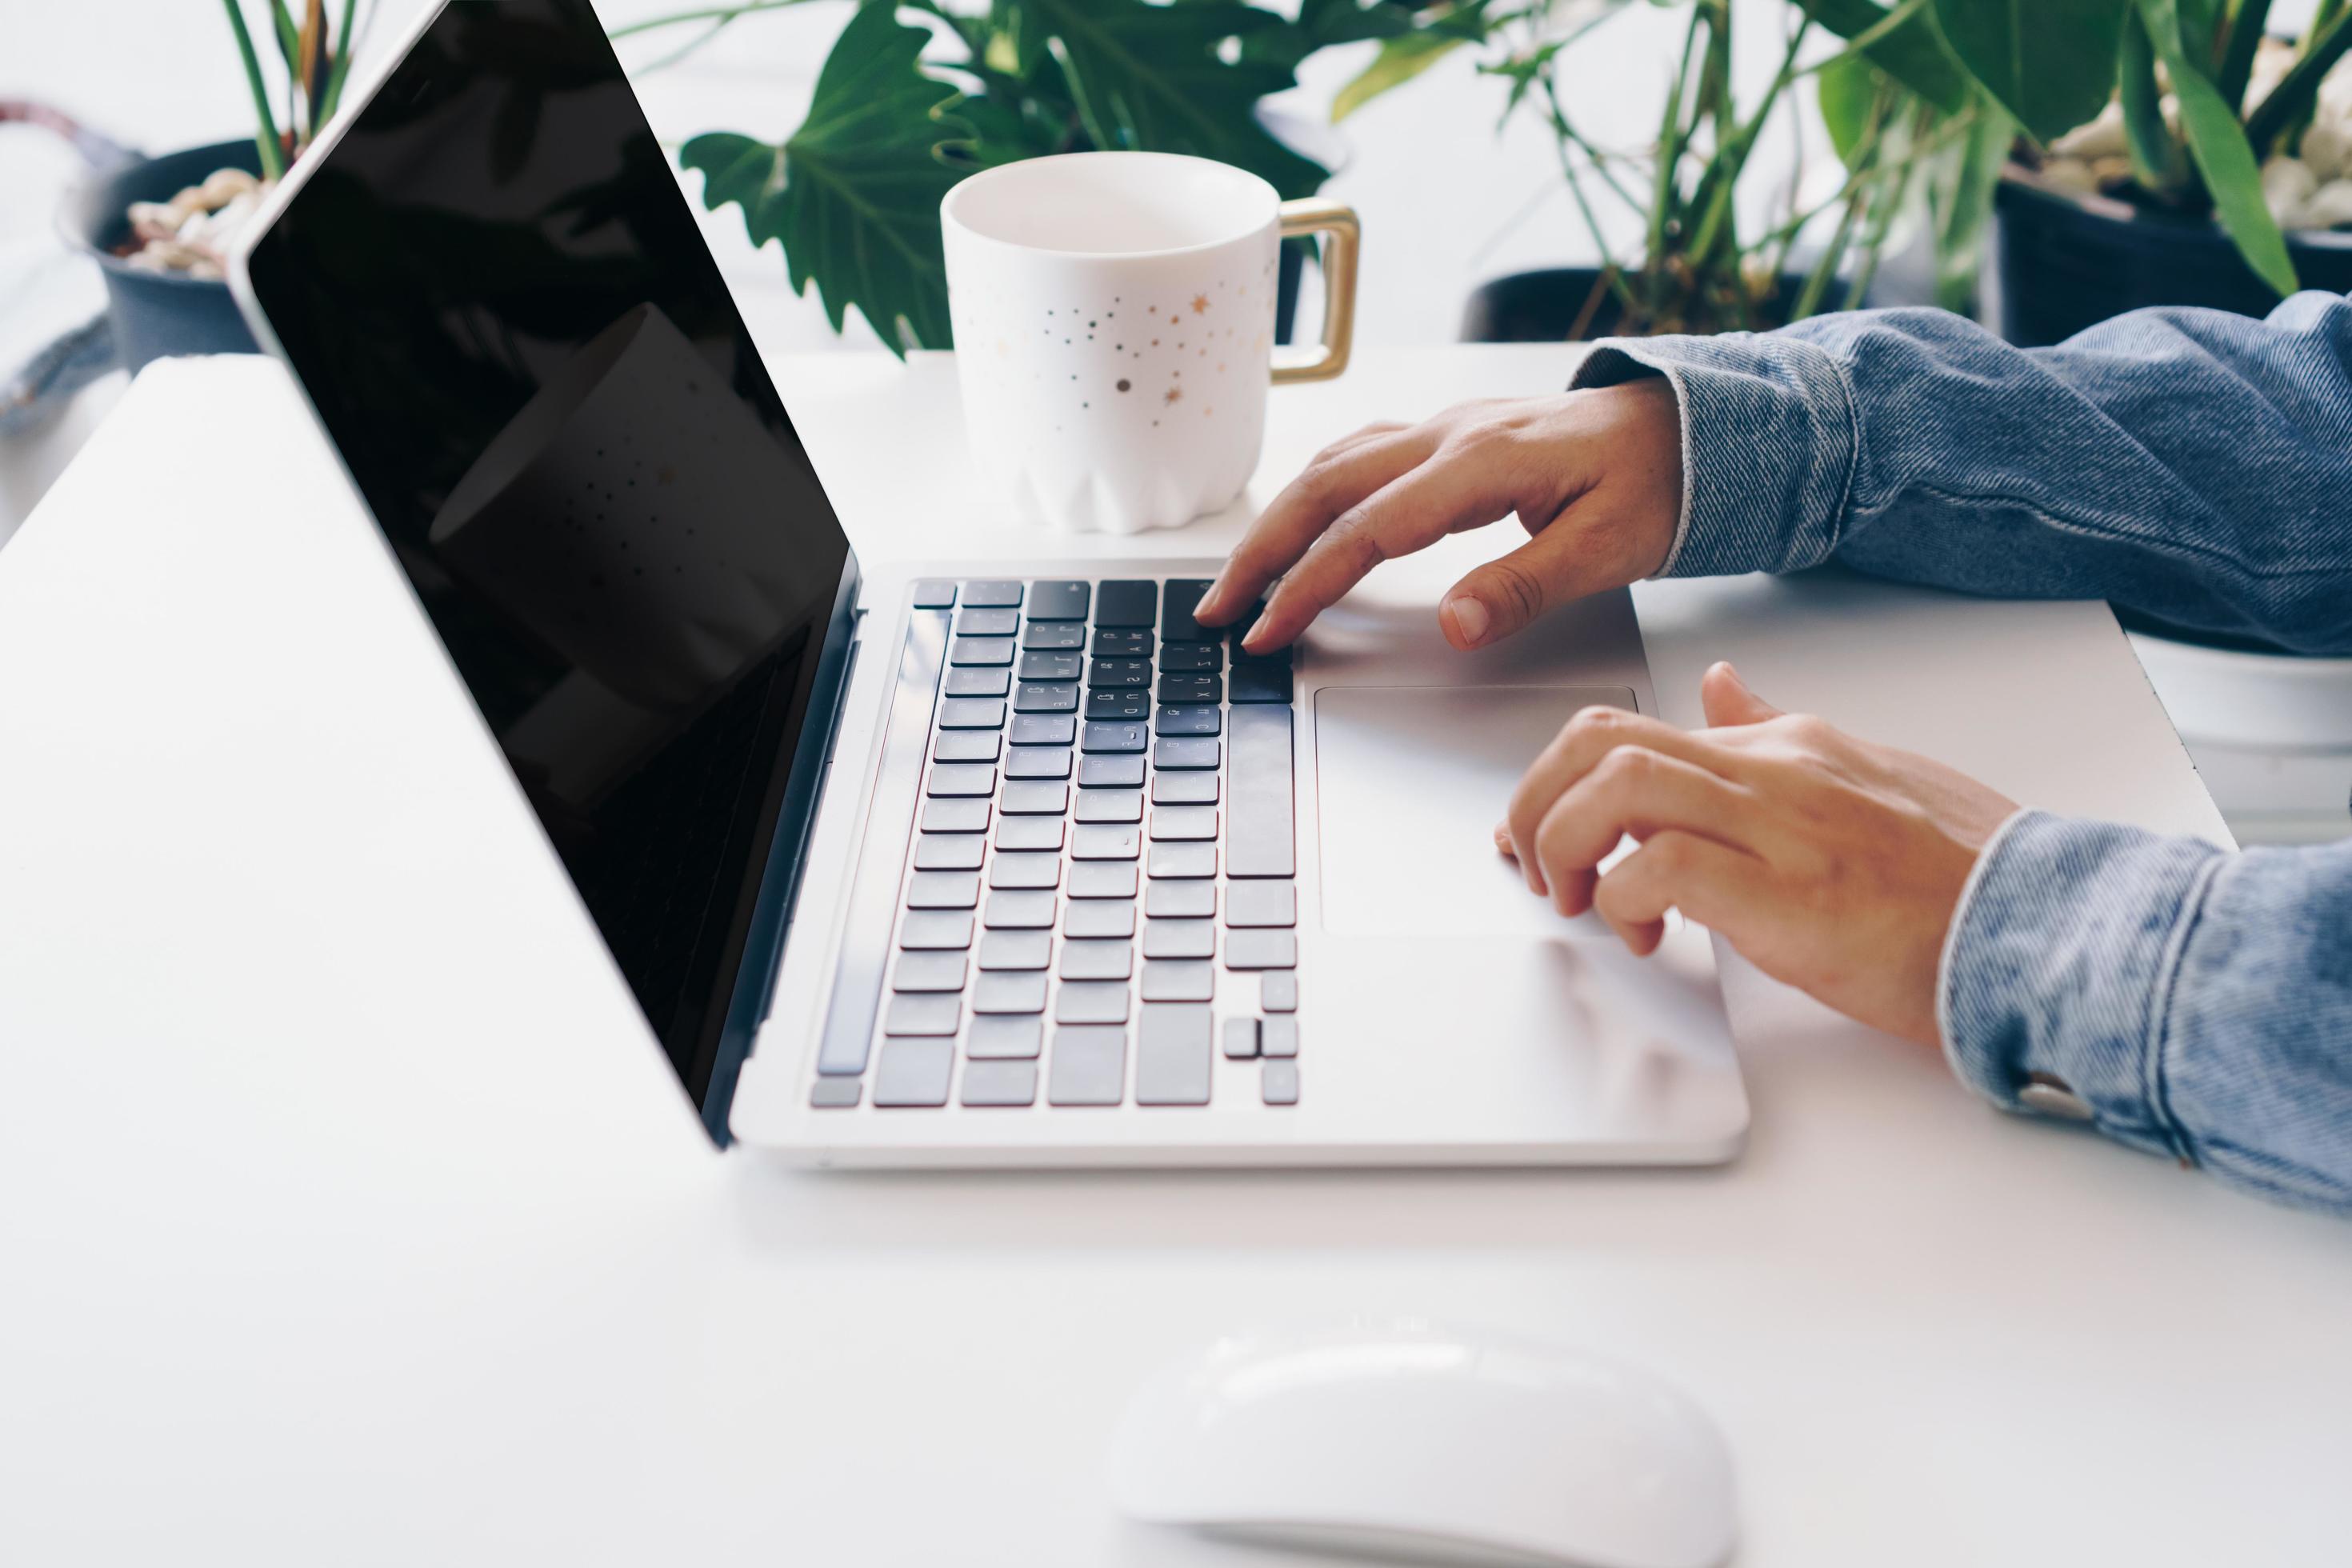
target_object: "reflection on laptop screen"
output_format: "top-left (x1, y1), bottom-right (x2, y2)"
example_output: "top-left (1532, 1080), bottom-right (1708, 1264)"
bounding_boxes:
top-left (244, 0), bottom-right (854, 1119)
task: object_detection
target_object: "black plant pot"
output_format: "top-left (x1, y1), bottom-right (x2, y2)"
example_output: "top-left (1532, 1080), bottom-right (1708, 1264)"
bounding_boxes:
top-left (1459, 266), bottom-right (1820, 343)
top-left (1990, 170), bottom-right (2352, 348)
top-left (61, 139), bottom-right (263, 373)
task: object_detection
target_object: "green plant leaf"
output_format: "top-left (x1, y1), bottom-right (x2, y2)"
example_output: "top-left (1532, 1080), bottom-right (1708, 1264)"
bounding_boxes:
top-left (2118, 6), bottom-right (2186, 191)
top-left (1927, 93), bottom-right (2013, 311)
top-left (1928, 0), bottom-right (2127, 143)
top-left (1792, 0), bottom-right (1972, 113)
top-left (2135, 0), bottom-right (2298, 294)
top-left (1333, 30), bottom-right (1468, 121)
top-left (1815, 49), bottom-right (1880, 165)
top-left (680, 4), bottom-right (973, 354)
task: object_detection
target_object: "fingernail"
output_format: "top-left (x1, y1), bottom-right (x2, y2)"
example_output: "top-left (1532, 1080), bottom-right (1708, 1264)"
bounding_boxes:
top-left (1242, 613), bottom-right (1272, 650)
top-left (1446, 595), bottom-right (1490, 648)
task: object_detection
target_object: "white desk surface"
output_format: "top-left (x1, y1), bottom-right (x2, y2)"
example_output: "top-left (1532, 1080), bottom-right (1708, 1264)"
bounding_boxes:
top-left (3, 348), bottom-right (2346, 1567)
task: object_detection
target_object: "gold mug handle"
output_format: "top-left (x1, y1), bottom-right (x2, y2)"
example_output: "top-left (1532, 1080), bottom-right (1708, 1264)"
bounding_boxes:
top-left (1270, 199), bottom-right (1359, 386)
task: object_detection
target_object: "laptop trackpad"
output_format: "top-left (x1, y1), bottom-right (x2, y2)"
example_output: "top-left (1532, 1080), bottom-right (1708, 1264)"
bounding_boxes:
top-left (1313, 685), bottom-right (1639, 939)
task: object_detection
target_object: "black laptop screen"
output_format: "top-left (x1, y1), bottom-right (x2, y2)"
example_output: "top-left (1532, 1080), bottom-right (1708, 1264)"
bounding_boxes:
top-left (244, 0), bottom-right (853, 1115)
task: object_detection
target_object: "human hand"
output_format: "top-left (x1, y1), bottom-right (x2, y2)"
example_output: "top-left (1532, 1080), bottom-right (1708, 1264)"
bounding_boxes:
top-left (1497, 663), bottom-right (2019, 1049)
top-left (1192, 379), bottom-right (1684, 653)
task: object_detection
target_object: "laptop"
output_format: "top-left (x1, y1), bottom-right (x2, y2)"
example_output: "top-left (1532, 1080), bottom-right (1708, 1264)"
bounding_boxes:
top-left (231, 0), bottom-right (1746, 1167)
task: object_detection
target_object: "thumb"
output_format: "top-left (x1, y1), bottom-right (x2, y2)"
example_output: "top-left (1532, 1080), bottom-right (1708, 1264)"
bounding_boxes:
top-left (1438, 501), bottom-right (1644, 650)
top-left (1701, 660), bottom-right (1782, 726)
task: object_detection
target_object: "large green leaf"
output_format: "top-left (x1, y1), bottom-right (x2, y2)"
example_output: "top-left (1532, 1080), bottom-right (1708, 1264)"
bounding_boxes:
top-left (1815, 49), bottom-right (1881, 165)
top-left (1928, 0), bottom-right (2126, 143)
top-left (1334, 30), bottom-right (1469, 122)
top-left (680, 5), bottom-right (972, 354)
top-left (1793, 0), bottom-right (1972, 113)
top-left (2135, 0), bottom-right (2298, 295)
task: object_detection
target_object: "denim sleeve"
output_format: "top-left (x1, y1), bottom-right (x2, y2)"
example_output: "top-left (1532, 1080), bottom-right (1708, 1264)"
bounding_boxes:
top-left (1941, 811), bottom-right (2352, 1215)
top-left (1569, 291), bottom-right (2352, 654)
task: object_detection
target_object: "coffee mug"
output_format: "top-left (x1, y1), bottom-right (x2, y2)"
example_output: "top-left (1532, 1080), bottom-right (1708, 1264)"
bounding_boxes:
top-left (942, 152), bottom-right (1359, 535)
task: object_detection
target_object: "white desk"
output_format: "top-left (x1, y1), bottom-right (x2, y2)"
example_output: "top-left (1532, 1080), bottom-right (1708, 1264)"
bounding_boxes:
top-left (3, 350), bottom-right (2347, 1567)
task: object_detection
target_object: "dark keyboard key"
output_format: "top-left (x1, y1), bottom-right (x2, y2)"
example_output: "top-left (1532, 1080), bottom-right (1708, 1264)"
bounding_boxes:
top-left (1049, 1026), bottom-right (1126, 1105)
top-left (1230, 662), bottom-right (1292, 704)
top-left (898, 910), bottom-right (974, 950)
top-left (974, 971), bottom-right (1049, 1014)
top-left (1001, 781), bottom-right (1070, 814)
top-left (1010, 714), bottom-right (1077, 746)
top-left (914, 833), bottom-right (984, 871)
top-left (1090, 658), bottom-right (1153, 688)
top-left (1094, 580), bottom-right (1157, 627)
top-left (921, 798), bottom-right (990, 834)
top-left (1057, 982), bottom-right (1130, 1025)
top-left (1146, 881), bottom-right (1215, 919)
top-left (1022, 621), bottom-right (1086, 650)
top-left (1224, 881), bottom-right (1295, 926)
top-left (955, 606), bottom-right (1019, 637)
top-left (995, 815), bottom-right (1065, 852)
top-left (1142, 918), bottom-right (1215, 960)
top-left (893, 950), bottom-right (968, 991)
top-left (1224, 930), bottom-right (1297, 969)
top-left (884, 993), bottom-right (960, 1036)
top-left (906, 870), bottom-right (981, 909)
top-left (1227, 706), bottom-right (1294, 877)
top-left (1075, 788), bottom-right (1143, 824)
top-left (1262, 1016), bottom-right (1299, 1058)
top-left (938, 698), bottom-right (1006, 729)
top-left (968, 1015), bottom-right (1044, 1059)
top-left (911, 578), bottom-right (956, 609)
top-left (1073, 823), bottom-right (1143, 860)
top-left (1262, 1060), bottom-right (1300, 1105)
top-left (1079, 753), bottom-right (1145, 788)
top-left (945, 667), bottom-right (1010, 698)
top-left (1232, 639), bottom-right (1293, 667)
top-left (1019, 650), bottom-right (1083, 682)
top-left (1069, 861), bottom-right (1139, 898)
top-left (1005, 747), bottom-right (1072, 781)
top-left (1153, 737), bottom-right (1219, 770)
top-left (1085, 689), bottom-right (1151, 721)
top-left (1149, 842), bottom-right (1216, 878)
top-left (1064, 898), bottom-right (1135, 938)
top-left (989, 852), bottom-right (1061, 890)
top-left (926, 762), bottom-right (995, 797)
top-left (809, 1077), bottom-right (862, 1108)
top-left (1082, 722), bottom-right (1148, 754)
top-left (1161, 579), bottom-right (1214, 642)
top-left (934, 730), bottom-right (1001, 763)
top-left (1154, 706), bottom-right (1221, 737)
top-left (960, 1060), bottom-right (1038, 1106)
top-left (950, 638), bottom-right (1014, 667)
top-left (1262, 972), bottom-right (1298, 1012)
top-left (1059, 939), bottom-right (1134, 981)
top-left (1136, 1003), bottom-right (1213, 1103)
top-left (1151, 771), bottom-right (1218, 806)
top-left (1142, 959), bottom-right (1214, 1002)
top-left (1149, 806), bottom-right (1217, 841)
top-left (1157, 673), bottom-right (1222, 706)
top-left (874, 1038), bottom-right (954, 1105)
top-left (962, 579), bottom-right (1023, 608)
top-left (978, 930), bottom-right (1051, 970)
top-left (1161, 642), bottom-right (1223, 673)
top-left (1092, 627), bottom-right (1152, 658)
top-left (1026, 580), bottom-right (1090, 621)
top-left (984, 890), bottom-right (1057, 929)
top-left (1223, 1018), bottom-right (1261, 1059)
top-left (1014, 682), bottom-right (1079, 714)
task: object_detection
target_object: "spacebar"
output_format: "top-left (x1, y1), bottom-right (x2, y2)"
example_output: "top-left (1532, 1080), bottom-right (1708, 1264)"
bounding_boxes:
top-left (1226, 705), bottom-right (1294, 878)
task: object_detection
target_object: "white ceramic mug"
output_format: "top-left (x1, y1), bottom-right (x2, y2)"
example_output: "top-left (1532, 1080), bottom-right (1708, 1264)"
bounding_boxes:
top-left (942, 152), bottom-right (1359, 535)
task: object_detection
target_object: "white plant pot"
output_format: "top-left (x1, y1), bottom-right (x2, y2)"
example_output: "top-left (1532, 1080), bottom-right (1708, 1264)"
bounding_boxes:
top-left (2129, 630), bottom-right (2352, 845)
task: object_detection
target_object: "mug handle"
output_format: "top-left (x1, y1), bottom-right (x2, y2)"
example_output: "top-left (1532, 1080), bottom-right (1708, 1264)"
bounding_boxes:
top-left (1270, 199), bottom-right (1359, 386)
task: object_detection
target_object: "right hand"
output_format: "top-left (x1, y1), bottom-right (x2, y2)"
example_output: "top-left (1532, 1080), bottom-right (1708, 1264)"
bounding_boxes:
top-left (1192, 378), bottom-right (1685, 652)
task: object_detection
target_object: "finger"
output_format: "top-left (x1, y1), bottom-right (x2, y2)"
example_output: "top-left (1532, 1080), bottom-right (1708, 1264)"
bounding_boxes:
top-left (1531, 747), bottom-right (1762, 918)
top-left (1437, 494), bottom-right (1645, 650)
top-left (1699, 661), bottom-right (1784, 727)
top-left (1245, 458), bottom-right (1511, 651)
top-left (1594, 830), bottom-right (1773, 956)
top-left (1504, 705), bottom-right (1746, 895)
top-left (1494, 820), bottom-right (1517, 859)
top-left (1197, 427), bottom-right (1429, 624)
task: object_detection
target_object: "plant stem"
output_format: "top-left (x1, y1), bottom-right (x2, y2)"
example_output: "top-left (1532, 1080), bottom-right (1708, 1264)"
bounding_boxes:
top-left (607, 0), bottom-right (826, 42)
top-left (221, 1), bottom-right (287, 179)
top-left (318, 0), bottom-right (362, 124)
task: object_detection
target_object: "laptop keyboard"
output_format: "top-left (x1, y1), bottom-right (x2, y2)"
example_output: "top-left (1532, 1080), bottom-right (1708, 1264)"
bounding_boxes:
top-left (811, 577), bottom-right (1301, 1111)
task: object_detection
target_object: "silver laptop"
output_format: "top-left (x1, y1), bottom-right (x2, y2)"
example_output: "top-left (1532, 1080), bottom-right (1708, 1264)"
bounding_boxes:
top-left (232, 0), bottom-right (1746, 1167)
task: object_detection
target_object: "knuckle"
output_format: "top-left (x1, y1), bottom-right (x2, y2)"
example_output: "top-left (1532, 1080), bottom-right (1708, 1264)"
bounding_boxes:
top-left (1477, 557), bottom-right (1546, 629)
top-left (1324, 507), bottom-right (1389, 565)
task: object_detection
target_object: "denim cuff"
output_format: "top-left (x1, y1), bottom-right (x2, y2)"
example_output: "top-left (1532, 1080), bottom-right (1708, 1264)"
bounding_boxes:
top-left (1569, 332), bottom-right (1859, 578)
top-left (1938, 809), bottom-right (2228, 1161)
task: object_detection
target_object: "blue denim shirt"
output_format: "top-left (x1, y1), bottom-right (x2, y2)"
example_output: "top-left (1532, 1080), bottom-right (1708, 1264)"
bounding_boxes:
top-left (1570, 292), bottom-right (2352, 1214)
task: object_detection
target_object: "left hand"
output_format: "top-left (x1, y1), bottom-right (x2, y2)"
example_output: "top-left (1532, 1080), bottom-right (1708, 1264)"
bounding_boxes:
top-left (1497, 662), bottom-right (2018, 1048)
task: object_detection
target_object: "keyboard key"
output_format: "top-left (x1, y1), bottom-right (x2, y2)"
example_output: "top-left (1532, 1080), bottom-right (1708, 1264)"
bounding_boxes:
top-left (1049, 1026), bottom-right (1126, 1105)
top-left (1156, 673), bottom-right (1221, 706)
top-left (1014, 682), bottom-right (1079, 714)
top-left (927, 763), bottom-right (996, 797)
top-left (1223, 1018), bottom-right (1261, 1059)
top-left (1094, 579), bottom-right (1157, 627)
top-left (1076, 788), bottom-right (1143, 824)
top-left (1069, 861), bottom-right (1139, 898)
top-left (1224, 930), bottom-right (1297, 969)
top-left (1161, 579), bottom-right (1214, 642)
top-left (1149, 842), bottom-right (1216, 878)
top-left (894, 951), bottom-right (968, 991)
top-left (914, 833), bottom-right (984, 871)
top-left (1079, 753), bottom-right (1145, 788)
top-left (1010, 714), bottom-right (1077, 746)
top-left (984, 890), bottom-right (1056, 929)
top-left (974, 971), bottom-right (1049, 1014)
top-left (960, 1059), bottom-right (1038, 1106)
top-left (1161, 642), bottom-right (1222, 672)
top-left (955, 606), bottom-right (1018, 637)
top-left (884, 993), bottom-right (960, 1036)
top-left (950, 638), bottom-right (1013, 667)
top-left (1224, 881), bottom-right (1296, 927)
top-left (1090, 658), bottom-right (1152, 688)
top-left (962, 579), bottom-right (1022, 608)
top-left (1142, 959), bottom-right (1214, 1002)
top-left (1153, 737), bottom-right (1219, 770)
top-left (996, 815), bottom-right (1065, 851)
top-left (1082, 722), bottom-right (1149, 754)
top-left (874, 1038), bottom-right (954, 1105)
top-left (1019, 650), bottom-right (1082, 682)
top-left (1262, 1016), bottom-right (1299, 1058)
top-left (906, 870), bottom-right (980, 909)
top-left (1023, 622), bottom-right (1086, 650)
top-left (967, 1015), bottom-right (1044, 1058)
top-left (899, 910), bottom-right (974, 950)
top-left (1002, 781), bottom-right (1070, 814)
top-left (1059, 939), bottom-right (1134, 981)
top-left (990, 852), bottom-right (1061, 890)
top-left (1084, 689), bottom-right (1150, 721)
top-left (1146, 881), bottom-right (1215, 918)
top-left (1026, 580), bottom-right (1090, 620)
top-left (1006, 747), bottom-right (1072, 781)
top-left (1064, 898), bottom-right (1135, 938)
top-left (1150, 806), bottom-right (1218, 841)
top-left (911, 578), bottom-right (956, 609)
top-left (1230, 662), bottom-right (1293, 704)
top-left (809, 1077), bottom-right (862, 1109)
top-left (1136, 1003), bottom-right (1213, 1103)
top-left (934, 730), bottom-right (1002, 765)
top-left (1230, 638), bottom-right (1291, 667)
top-left (978, 929), bottom-right (1052, 970)
top-left (1092, 627), bottom-right (1152, 658)
top-left (945, 667), bottom-right (1010, 698)
top-left (1154, 706), bottom-right (1221, 737)
top-left (938, 700), bottom-right (1006, 732)
top-left (1262, 1060), bottom-right (1300, 1105)
top-left (1262, 972), bottom-right (1298, 1012)
top-left (1143, 918), bottom-right (1214, 960)
top-left (1228, 705), bottom-right (1295, 877)
top-left (1150, 771), bottom-right (1218, 805)
top-left (1073, 823), bottom-right (1142, 860)
top-left (922, 798), bottom-right (990, 834)
top-left (1057, 982), bottom-right (1130, 1025)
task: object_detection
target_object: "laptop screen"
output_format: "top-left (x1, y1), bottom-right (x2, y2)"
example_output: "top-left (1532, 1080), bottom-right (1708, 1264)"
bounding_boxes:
top-left (243, 0), bottom-right (854, 1124)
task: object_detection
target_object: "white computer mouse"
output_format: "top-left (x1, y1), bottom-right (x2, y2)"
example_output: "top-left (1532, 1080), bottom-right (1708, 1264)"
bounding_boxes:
top-left (1106, 1320), bottom-right (1736, 1568)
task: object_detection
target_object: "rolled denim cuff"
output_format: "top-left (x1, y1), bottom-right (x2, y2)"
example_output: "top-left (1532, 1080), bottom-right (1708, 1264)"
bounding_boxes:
top-left (1569, 332), bottom-right (1858, 579)
top-left (1938, 809), bottom-right (2228, 1160)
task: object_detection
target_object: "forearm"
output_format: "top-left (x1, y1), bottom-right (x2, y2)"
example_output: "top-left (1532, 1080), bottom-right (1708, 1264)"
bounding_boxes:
top-left (1942, 813), bottom-right (2352, 1214)
top-left (1570, 294), bottom-right (2352, 654)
